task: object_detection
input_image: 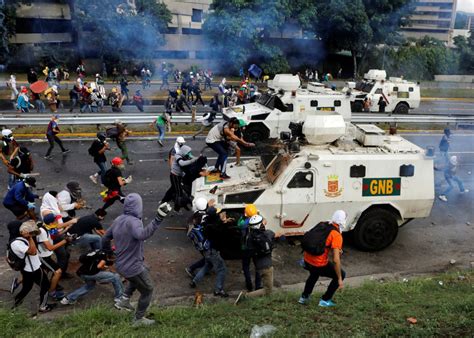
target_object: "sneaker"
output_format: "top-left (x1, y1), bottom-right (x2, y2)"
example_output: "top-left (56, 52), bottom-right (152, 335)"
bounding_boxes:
top-left (185, 268), bottom-right (195, 279)
top-left (89, 175), bottom-right (98, 185)
top-left (158, 140), bottom-right (163, 147)
top-left (438, 195), bottom-right (448, 202)
top-left (461, 189), bottom-right (469, 193)
top-left (298, 296), bottom-right (309, 305)
top-left (189, 281), bottom-right (197, 288)
top-left (49, 290), bottom-right (65, 300)
top-left (234, 291), bottom-right (246, 305)
top-left (62, 149), bottom-right (70, 154)
top-left (10, 277), bottom-right (20, 294)
top-left (114, 297), bottom-right (135, 312)
top-left (133, 317), bottom-right (155, 327)
top-left (214, 290), bottom-right (229, 298)
top-left (319, 299), bottom-right (336, 307)
top-left (44, 155), bottom-right (53, 160)
top-left (60, 297), bottom-right (76, 305)
top-left (220, 173), bottom-right (231, 180)
top-left (39, 303), bottom-right (57, 313)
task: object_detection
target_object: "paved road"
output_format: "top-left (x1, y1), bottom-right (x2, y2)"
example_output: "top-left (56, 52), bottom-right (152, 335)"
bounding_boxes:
top-left (0, 132), bottom-right (472, 311)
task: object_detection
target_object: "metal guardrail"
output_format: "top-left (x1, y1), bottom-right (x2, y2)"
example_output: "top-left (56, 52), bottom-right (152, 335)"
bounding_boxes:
top-left (0, 114), bottom-right (473, 126)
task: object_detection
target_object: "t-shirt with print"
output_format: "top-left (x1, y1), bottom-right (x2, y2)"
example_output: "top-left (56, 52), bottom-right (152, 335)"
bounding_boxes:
top-left (10, 238), bottom-right (41, 272)
top-left (36, 227), bottom-right (54, 258)
top-left (304, 225), bottom-right (343, 267)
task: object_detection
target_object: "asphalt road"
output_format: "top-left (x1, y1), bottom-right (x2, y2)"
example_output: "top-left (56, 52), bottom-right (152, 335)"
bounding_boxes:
top-left (0, 132), bottom-right (473, 311)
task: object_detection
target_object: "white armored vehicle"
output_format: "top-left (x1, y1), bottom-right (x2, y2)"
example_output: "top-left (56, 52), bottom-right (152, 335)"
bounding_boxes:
top-left (222, 74), bottom-right (352, 142)
top-left (193, 114), bottom-right (434, 251)
top-left (344, 69), bottom-right (420, 114)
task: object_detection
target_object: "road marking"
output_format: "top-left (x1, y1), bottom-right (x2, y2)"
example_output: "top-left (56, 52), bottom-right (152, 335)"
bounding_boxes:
top-left (139, 156), bottom-right (258, 162)
top-left (432, 108), bottom-right (474, 111)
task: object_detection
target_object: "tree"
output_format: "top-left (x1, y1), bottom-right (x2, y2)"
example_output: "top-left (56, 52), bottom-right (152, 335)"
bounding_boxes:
top-left (73, 0), bottom-right (171, 62)
top-left (0, 1), bottom-right (31, 65)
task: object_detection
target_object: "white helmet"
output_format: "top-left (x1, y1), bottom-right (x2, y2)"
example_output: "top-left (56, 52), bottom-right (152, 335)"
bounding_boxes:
top-left (176, 136), bottom-right (186, 145)
top-left (249, 214), bottom-right (263, 229)
top-left (2, 129), bottom-right (13, 137)
top-left (193, 197), bottom-right (208, 212)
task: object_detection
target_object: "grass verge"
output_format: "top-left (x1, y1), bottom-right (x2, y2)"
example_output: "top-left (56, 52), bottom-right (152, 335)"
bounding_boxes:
top-left (1, 271), bottom-right (473, 337)
top-left (421, 88), bottom-right (474, 99)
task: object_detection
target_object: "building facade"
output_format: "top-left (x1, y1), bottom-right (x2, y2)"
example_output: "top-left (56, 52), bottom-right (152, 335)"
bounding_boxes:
top-left (401, 0), bottom-right (458, 44)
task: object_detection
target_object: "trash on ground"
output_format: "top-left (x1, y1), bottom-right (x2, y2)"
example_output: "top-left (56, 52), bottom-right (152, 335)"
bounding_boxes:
top-left (250, 325), bottom-right (277, 338)
top-left (407, 317), bottom-right (418, 324)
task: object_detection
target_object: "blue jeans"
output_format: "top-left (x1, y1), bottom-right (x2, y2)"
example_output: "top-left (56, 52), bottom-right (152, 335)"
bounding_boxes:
top-left (67, 271), bottom-right (123, 301)
top-left (96, 161), bottom-right (107, 184)
top-left (193, 250), bottom-right (227, 292)
top-left (207, 141), bottom-right (228, 174)
top-left (157, 124), bottom-right (165, 142)
top-left (8, 174), bottom-right (19, 190)
top-left (76, 233), bottom-right (102, 250)
top-left (442, 174), bottom-right (465, 195)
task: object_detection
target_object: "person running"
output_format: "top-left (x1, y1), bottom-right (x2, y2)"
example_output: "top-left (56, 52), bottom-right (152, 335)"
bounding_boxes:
top-left (133, 90), bottom-right (144, 112)
top-left (192, 110), bottom-right (216, 140)
top-left (44, 115), bottom-right (69, 159)
top-left (438, 155), bottom-right (469, 202)
top-left (98, 157), bottom-right (132, 213)
top-left (88, 132), bottom-right (110, 185)
top-left (44, 85), bottom-right (59, 113)
top-left (205, 117), bottom-right (254, 179)
top-left (3, 177), bottom-right (38, 221)
top-left (114, 120), bottom-right (133, 165)
top-left (154, 112), bottom-right (169, 147)
top-left (103, 195), bottom-right (172, 326)
top-left (298, 210), bottom-right (347, 307)
top-left (16, 87), bottom-right (34, 113)
top-left (10, 220), bottom-right (55, 312)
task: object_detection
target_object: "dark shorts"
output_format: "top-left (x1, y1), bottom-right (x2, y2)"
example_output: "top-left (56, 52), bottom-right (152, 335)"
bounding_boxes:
top-left (3, 203), bottom-right (28, 217)
top-left (41, 256), bottom-right (61, 272)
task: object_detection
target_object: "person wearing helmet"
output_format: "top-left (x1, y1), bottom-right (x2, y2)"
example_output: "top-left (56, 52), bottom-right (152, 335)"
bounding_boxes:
top-left (237, 204), bottom-right (261, 291)
top-left (298, 210), bottom-right (347, 307)
top-left (185, 197), bottom-right (210, 278)
top-left (235, 214), bottom-right (275, 304)
top-left (97, 157), bottom-right (132, 213)
top-left (44, 115), bottom-right (69, 159)
top-left (44, 85), bottom-right (59, 113)
top-left (1, 129), bottom-right (20, 189)
top-left (438, 155), bottom-right (469, 202)
top-left (3, 177), bottom-right (39, 221)
top-left (88, 132), bottom-right (111, 184)
top-left (205, 117), bottom-right (255, 179)
top-left (108, 87), bottom-right (123, 112)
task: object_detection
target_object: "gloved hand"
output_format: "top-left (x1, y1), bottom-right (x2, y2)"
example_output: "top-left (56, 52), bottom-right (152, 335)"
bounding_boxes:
top-left (27, 202), bottom-right (36, 209)
top-left (124, 175), bottom-right (133, 184)
top-left (156, 202), bottom-right (172, 219)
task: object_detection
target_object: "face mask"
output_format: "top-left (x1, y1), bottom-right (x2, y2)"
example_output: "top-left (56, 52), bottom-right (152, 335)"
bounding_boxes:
top-left (118, 164), bottom-right (125, 170)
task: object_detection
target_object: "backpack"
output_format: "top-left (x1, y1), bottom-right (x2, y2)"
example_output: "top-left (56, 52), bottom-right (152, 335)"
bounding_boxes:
top-left (248, 230), bottom-right (273, 257)
top-left (106, 127), bottom-right (118, 139)
top-left (6, 238), bottom-right (29, 271)
top-left (301, 222), bottom-right (334, 256)
top-left (88, 143), bottom-right (98, 157)
top-left (188, 225), bottom-right (210, 252)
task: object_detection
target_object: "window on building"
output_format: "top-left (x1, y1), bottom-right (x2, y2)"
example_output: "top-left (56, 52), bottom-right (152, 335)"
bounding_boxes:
top-left (192, 9), bottom-right (203, 22)
top-left (182, 28), bottom-right (202, 35)
top-left (15, 18), bottom-right (72, 34)
top-left (154, 50), bottom-right (189, 59)
top-left (288, 171), bottom-right (313, 188)
top-left (350, 165), bottom-right (366, 178)
top-left (400, 164), bottom-right (415, 177)
top-left (310, 100), bottom-right (318, 107)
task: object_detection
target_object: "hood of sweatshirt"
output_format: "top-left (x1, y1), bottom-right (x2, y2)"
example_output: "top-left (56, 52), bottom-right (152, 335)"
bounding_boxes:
top-left (123, 193), bottom-right (142, 219)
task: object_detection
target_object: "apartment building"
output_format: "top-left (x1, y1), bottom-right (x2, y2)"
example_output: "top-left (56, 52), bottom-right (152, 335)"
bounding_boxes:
top-left (401, 0), bottom-right (458, 44)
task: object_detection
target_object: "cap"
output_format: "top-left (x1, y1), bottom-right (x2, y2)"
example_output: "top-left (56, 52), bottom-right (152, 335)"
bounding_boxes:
top-left (20, 220), bottom-right (39, 234)
top-left (193, 197), bottom-right (208, 212)
top-left (97, 131), bottom-right (107, 140)
top-left (111, 157), bottom-right (123, 166)
top-left (21, 87), bottom-right (28, 93)
top-left (449, 155), bottom-right (458, 166)
top-left (52, 85), bottom-right (58, 92)
top-left (43, 213), bottom-right (61, 225)
top-left (179, 145), bottom-right (192, 156)
top-left (2, 129), bottom-right (12, 137)
top-left (176, 136), bottom-right (186, 145)
top-left (24, 176), bottom-right (36, 188)
top-left (66, 181), bottom-right (81, 191)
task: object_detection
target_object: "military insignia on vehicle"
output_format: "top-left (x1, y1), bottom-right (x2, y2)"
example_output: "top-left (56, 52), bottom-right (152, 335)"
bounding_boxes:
top-left (324, 175), bottom-right (343, 197)
top-left (362, 178), bottom-right (401, 196)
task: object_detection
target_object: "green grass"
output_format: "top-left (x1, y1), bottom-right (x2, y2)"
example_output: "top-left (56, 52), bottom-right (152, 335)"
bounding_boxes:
top-left (1, 271), bottom-right (473, 337)
top-left (421, 88), bottom-right (474, 99)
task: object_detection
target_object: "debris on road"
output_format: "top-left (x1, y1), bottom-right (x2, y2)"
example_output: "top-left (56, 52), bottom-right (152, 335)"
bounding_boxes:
top-left (407, 317), bottom-right (418, 325)
top-left (449, 259), bottom-right (456, 265)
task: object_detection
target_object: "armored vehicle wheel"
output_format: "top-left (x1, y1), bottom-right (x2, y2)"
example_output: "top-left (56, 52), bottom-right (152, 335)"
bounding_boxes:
top-left (353, 208), bottom-right (398, 251)
top-left (352, 101), bottom-right (364, 112)
top-left (244, 124), bottom-right (270, 143)
top-left (394, 102), bottom-right (409, 114)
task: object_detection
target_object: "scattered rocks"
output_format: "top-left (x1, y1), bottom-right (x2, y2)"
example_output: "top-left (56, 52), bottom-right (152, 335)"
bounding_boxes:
top-left (466, 222), bottom-right (471, 226)
top-left (407, 317), bottom-right (417, 325)
top-left (449, 259), bottom-right (456, 265)
top-left (457, 275), bottom-right (466, 281)
top-left (438, 281), bottom-right (444, 286)
top-left (402, 278), bottom-right (409, 283)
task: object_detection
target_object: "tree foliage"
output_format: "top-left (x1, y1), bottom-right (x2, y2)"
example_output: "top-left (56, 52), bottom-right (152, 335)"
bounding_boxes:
top-left (73, 0), bottom-right (171, 61)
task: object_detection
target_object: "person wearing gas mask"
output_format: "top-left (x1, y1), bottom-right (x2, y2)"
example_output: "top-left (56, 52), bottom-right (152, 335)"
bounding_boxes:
top-left (58, 181), bottom-right (85, 222)
top-left (3, 177), bottom-right (39, 221)
top-left (1, 129), bottom-right (21, 189)
top-left (88, 132), bottom-right (111, 185)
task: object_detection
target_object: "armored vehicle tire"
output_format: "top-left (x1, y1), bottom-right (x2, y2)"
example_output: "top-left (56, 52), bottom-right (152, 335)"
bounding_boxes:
top-left (352, 101), bottom-right (364, 112)
top-left (394, 102), bottom-right (409, 115)
top-left (244, 124), bottom-right (270, 143)
top-left (353, 208), bottom-right (398, 251)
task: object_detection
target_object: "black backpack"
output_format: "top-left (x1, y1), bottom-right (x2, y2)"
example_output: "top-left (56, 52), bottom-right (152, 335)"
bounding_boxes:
top-left (301, 222), bottom-right (334, 256)
top-left (88, 143), bottom-right (98, 157)
top-left (6, 238), bottom-right (29, 271)
top-left (248, 229), bottom-right (273, 257)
